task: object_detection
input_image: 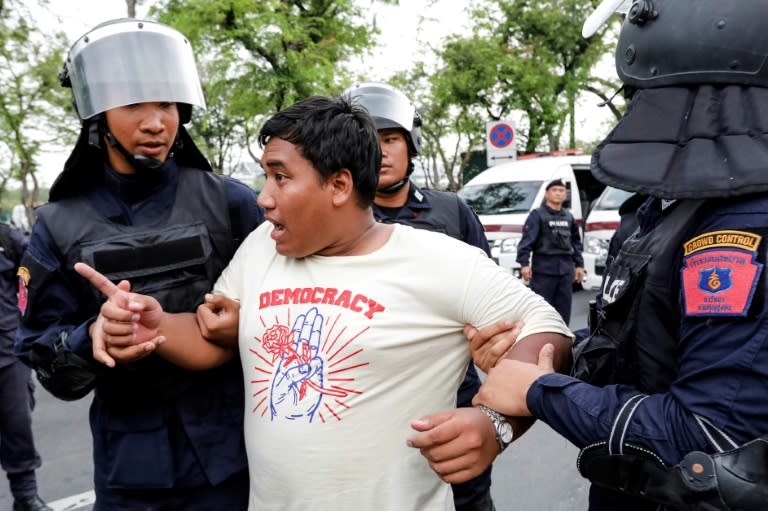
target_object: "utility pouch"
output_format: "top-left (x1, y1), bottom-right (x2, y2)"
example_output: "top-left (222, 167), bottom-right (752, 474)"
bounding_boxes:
top-left (578, 440), bottom-right (768, 510)
top-left (577, 393), bottom-right (768, 510)
top-left (571, 330), bottom-right (620, 385)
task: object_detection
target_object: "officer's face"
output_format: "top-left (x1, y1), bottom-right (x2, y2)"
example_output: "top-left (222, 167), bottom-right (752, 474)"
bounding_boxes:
top-left (104, 102), bottom-right (180, 174)
top-left (546, 186), bottom-right (567, 206)
top-left (377, 129), bottom-right (410, 190)
top-left (258, 137), bottom-right (343, 258)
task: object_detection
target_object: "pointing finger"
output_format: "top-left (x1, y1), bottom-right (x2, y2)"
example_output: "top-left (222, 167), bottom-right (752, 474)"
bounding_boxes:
top-left (74, 263), bottom-right (121, 300)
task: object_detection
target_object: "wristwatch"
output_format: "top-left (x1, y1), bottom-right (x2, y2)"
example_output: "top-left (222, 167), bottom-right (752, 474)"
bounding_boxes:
top-left (477, 405), bottom-right (514, 452)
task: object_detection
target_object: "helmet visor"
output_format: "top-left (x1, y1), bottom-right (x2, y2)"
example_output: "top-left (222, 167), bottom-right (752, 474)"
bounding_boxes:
top-left (582, 0), bottom-right (632, 38)
top-left (67, 20), bottom-right (205, 119)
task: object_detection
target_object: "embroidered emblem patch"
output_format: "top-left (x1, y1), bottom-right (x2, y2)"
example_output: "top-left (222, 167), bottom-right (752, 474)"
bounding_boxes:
top-left (17, 266), bottom-right (30, 315)
top-left (681, 230), bottom-right (763, 316)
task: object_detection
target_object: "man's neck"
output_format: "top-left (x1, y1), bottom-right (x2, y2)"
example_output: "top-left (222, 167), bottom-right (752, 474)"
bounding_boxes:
top-left (375, 181), bottom-right (410, 208)
top-left (320, 209), bottom-right (393, 257)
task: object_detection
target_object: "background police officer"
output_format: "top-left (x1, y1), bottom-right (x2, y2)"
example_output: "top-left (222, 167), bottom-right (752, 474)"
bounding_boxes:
top-left (517, 179), bottom-right (584, 325)
top-left (346, 82), bottom-right (498, 511)
top-left (0, 223), bottom-right (51, 511)
top-left (472, 0), bottom-right (768, 509)
top-left (15, 19), bottom-right (262, 510)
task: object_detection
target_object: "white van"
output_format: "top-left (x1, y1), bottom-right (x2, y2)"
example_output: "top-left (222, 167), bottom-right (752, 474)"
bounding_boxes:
top-left (458, 155), bottom-right (606, 279)
top-left (581, 186), bottom-right (636, 290)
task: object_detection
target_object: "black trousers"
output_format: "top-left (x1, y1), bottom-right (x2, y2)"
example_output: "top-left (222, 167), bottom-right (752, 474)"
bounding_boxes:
top-left (589, 484), bottom-right (661, 511)
top-left (0, 358), bottom-right (41, 498)
top-left (93, 470), bottom-right (250, 511)
top-left (530, 272), bottom-right (573, 325)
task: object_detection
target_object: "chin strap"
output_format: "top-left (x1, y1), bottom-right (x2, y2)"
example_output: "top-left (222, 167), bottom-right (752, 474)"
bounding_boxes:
top-left (92, 116), bottom-right (166, 172)
top-left (103, 129), bottom-right (164, 171)
top-left (378, 158), bottom-right (415, 194)
top-left (377, 176), bottom-right (409, 194)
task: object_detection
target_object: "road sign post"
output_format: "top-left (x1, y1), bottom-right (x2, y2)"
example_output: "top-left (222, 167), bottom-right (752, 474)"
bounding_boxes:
top-left (486, 120), bottom-right (517, 167)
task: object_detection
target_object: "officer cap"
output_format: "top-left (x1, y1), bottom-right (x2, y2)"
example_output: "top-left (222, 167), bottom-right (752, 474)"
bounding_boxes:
top-left (546, 179), bottom-right (566, 190)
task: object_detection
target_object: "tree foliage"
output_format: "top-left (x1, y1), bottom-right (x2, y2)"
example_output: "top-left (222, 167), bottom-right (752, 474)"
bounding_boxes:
top-left (152, 0), bottom-right (381, 173)
top-left (390, 63), bottom-right (486, 192)
top-left (432, 0), bottom-right (616, 155)
top-left (0, 0), bottom-right (74, 223)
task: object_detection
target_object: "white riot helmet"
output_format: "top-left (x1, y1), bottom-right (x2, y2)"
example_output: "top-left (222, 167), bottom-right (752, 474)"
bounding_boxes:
top-left (345, 82), bottom-right (422, 156)
top-left (60, 18), bottom-right (205, 122)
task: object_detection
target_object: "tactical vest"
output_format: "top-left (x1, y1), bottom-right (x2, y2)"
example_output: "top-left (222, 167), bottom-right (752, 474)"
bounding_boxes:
top-left (374, 188), bottom-right (463, 240)
top-left (534, 206), bottom-right (574, 256)
top-left (36, 168), bottom-right (238, 401)
top-left (573, 199), bottom-right (710, 393)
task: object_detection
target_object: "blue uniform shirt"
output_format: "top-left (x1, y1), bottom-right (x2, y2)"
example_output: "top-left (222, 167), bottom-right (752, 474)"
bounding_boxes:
top-left (527, 196), bottom-right (768, 465)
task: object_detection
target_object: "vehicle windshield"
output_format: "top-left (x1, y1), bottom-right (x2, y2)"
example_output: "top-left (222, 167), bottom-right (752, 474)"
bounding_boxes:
top-left (458, 181), bottom-right (543, 215)
top-left (593, 187), bottom-right (634, 210)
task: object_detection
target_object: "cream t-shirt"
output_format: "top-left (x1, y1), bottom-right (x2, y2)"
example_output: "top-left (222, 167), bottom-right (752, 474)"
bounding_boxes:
top-left (215, 223), bottom-right (571, 511)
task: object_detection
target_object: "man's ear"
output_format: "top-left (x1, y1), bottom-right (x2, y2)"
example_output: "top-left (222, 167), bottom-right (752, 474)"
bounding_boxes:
top-left (329, 169), bottom-right (354, 207)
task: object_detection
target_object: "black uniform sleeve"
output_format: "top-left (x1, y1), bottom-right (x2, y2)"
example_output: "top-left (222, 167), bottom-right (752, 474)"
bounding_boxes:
top-left (516, 210), bottom-right (540, 266)
top-left (456, 197), bottom-right (492, 256)
top-left (222, 175), bottom-right (263, 245)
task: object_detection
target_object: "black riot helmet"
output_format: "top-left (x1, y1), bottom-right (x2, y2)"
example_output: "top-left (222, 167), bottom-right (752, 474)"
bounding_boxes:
top-left (344, 82), bottom-right (423, 194)
top-left (614, 0), bottom-right (768, 89)
top-left (60, 18), bottom-right (205, 122)
top-left (50, 18), bottom-right (212, 201)
top-left (583, 0), bottom-right (768, 200)
top-left (344, 82), bottom-right (423, 157)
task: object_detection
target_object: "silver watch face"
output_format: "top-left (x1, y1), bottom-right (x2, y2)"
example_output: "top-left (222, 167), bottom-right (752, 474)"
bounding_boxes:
top-left (499, 422), bottom-right (514, 444)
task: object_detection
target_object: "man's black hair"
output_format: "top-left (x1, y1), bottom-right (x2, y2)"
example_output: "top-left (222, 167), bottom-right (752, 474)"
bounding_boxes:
top-left (258, 95), bottom-right (382, 207)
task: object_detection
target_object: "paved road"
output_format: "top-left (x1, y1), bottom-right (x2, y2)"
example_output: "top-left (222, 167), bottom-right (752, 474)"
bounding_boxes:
top-left (1, 290), bottom-right (594, 511)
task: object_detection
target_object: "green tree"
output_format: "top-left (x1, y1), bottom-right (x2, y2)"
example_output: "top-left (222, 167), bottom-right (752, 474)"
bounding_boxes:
top-left (433, 0), bottom-right (616, 154)
top-left (153, 0), bottom-right (383, 172)
top-left (390, 62), bottom-right (486, 192)
top-left (0, 0), bottom-right (74, 224)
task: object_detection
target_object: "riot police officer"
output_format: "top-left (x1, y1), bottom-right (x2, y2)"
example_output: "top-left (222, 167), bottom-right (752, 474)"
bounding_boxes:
top-left (346, 82), bottom-right (497, 511)
top-left (472, 1), bottom-right (768, 509)
top-left (517, 178), bottom-right (585, 325)
top-left (0, 223), bottom-right (51, 511)
top-left (14, 19), bottom-right (262, 510)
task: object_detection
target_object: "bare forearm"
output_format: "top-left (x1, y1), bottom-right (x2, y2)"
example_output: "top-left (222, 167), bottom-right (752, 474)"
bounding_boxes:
top-left (155, 312), bottom-right (236, 370)
top-left (504, 332), bottom-right (572, 373)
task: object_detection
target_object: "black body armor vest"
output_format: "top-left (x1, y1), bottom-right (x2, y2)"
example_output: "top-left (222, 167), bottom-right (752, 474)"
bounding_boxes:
top-left (36, 169), bottom-right (238, 401)
top-left (573, 200), bottom-right (710, 392)
top-left (374, 188), bottom-right (462, 240)
top-left (534, 206), bottom-right (575, 256)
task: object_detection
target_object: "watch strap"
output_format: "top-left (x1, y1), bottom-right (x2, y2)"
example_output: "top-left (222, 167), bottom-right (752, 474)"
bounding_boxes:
top-left (477, 404), bottom-right (513, 452)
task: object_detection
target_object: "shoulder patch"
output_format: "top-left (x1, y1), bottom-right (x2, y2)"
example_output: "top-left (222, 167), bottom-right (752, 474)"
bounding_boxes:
top-left (681, 230), bottom-right (763, 317)
top-left (17, 266), bottom-right (29, 315)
